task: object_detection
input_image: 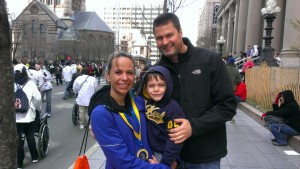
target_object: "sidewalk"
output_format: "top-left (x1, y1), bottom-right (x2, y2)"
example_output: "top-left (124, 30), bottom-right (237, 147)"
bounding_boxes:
top-left (69, 103), bottom-right (300, 169)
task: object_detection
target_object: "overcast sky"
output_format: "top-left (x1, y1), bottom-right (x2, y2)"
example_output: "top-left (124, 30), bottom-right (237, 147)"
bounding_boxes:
top-left (6, 0), bottom-right (204, 45)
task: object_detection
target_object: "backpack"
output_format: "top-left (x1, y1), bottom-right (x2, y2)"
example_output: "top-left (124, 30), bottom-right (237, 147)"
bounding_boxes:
top-left (15, 81), bottom-right (30, 113)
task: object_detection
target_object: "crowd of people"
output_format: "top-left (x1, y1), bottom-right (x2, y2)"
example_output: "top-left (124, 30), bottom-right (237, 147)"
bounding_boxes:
top-left (13, 59), bottom-right (106, 169)
top-left (12, 12), bottom-right (299, 169)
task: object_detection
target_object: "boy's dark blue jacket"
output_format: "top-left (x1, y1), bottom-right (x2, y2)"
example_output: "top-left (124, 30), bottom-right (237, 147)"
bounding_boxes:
top-left (139, 66), bottom-right (185, 167)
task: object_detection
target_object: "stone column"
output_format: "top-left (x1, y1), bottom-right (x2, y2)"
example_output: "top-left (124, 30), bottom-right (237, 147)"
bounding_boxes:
top-left (232, 0), bottom-right (240, 53)
top-left (270, 0), bottom-right (285, 53)
top-left (217, 17), bottom-right (223, 44)
top-left (281, 0), bottom-right (300, 67)
top-left (236, 0), bottom-right (249, 52)
top-left (221, 13), bottom-right (227, 38)
top-left (226, 7), bottom-right (233, 54)
top-left (245, 0), bottom-right (263, 48)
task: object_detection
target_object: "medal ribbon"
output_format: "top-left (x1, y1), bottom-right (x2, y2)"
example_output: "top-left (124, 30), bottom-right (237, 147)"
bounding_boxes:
top-left (119, 91), bottom-right (142, 146)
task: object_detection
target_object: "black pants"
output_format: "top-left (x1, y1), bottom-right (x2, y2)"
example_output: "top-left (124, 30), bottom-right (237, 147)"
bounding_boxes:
top-left (17, 122), bottom-right (39, 168)
top-left (56, 74), bottom-right (62, 85)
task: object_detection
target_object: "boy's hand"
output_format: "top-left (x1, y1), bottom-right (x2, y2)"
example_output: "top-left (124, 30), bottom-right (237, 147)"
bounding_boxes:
top-left (148, 155), bottom-right (159, 164)
top-left (169, 119), bottom-right (192, 144)
top-left (171, 161), bottom-right (177, 169)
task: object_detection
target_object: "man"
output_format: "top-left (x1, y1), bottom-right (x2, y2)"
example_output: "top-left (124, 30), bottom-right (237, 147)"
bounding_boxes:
top-left (153, 13), bottom-right (236, 168)
top-left (73, 67), bottom-right (98, 129)
top-left (226, 57), bottom-right (241, 91)
top-left (62, 61), bottom-right (73, 100)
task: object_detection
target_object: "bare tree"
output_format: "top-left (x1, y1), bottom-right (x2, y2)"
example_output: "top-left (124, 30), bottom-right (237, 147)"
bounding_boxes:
top-left (163, 0), bottom-right (192, 13)
top-left (0, 0), bottom-right (18, 168)
top-left (10, 20), bottom-right (23, 59)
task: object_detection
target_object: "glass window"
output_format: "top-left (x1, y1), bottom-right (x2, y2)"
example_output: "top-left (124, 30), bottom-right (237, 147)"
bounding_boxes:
top-left (213, 5), bottom-right (219, 24)
top-left (40, 24), bottom-right (46, 33)
top-left (23, 24), bottom-right (29, 35)
top-left (32, 20), bottom-right (36, 33)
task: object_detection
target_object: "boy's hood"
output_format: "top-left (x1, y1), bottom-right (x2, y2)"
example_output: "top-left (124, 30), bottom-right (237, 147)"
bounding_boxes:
top-left (139, 66), bottom-right (173, 106)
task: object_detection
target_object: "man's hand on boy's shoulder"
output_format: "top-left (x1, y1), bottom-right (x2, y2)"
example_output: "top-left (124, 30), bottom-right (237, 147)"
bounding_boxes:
top-left (168, 118), bottom-right (192, 144)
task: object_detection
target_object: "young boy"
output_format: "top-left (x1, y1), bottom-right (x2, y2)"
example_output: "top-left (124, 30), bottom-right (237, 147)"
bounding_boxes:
top-left (139, 66), bottom-right (185, 168)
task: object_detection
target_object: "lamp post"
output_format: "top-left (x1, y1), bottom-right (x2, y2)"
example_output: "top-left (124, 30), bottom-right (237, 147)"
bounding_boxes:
top-left (259, 0), bottom-right (281, 66)
top-left (217, 36), bottom-right (226, 58)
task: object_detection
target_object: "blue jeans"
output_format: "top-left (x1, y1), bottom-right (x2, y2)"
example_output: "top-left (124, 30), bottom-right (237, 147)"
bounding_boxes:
top-left (177, 159), bottom-right (220, 169)
top-left (41, 89), bottom-right (52, 114)
top-left (269, 123), bottom-right (299, 145)
top-left (64, 81), bottom-right (70, 97)
top-left (235, 96), bottom-right (244, 102)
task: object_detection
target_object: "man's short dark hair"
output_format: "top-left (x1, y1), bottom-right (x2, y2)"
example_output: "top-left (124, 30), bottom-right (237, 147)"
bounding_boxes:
top-left (153, 13), bottom-right (181, 34)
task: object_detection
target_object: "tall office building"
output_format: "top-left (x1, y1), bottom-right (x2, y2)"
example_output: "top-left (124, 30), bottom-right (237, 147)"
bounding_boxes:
top-left (197, 0), bottom-right (220, 51)
top-left (102, 4), bottom-right (163, 62)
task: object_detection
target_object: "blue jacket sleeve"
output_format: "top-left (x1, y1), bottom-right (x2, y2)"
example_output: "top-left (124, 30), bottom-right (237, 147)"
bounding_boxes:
top-left (91, 105), bottom-right (169, 169)
top-left (161, 100), bottom-right (184, 166)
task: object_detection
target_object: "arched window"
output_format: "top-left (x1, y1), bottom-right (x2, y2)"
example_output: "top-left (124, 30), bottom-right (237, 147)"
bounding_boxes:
top-left (23, 24), bottom-right (29, 35)
top-left (40, 24), bottom-right (46, 33)
top-left (32, 20), bottom-right (36, 33)
top-left (212, 5), bottom-right (219, 24)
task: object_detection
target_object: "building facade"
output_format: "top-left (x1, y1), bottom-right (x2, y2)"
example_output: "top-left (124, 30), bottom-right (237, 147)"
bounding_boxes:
top-left (102, 4), bottom-right (163, 62)
top-left (197, 0), bottom-right (220, 51)
top-left (217, 0), bottom-right (300, 67)
top-left (12, 0), bottom-right (114, 63)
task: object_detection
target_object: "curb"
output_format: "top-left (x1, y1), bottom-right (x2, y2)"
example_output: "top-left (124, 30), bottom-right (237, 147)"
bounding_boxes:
top-left (68, 143), bottom-right (100, 169)
top-left (238, 102), bottom-right (300, 153)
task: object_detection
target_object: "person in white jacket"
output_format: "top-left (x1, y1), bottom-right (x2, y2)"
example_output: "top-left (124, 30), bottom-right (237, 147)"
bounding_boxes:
top-left (73, 67), bottom-right (98, 129)
top-left (62, 61), bottom-right (73, 99)
top-left (27, 61), bottom-right (43, 87)
top-left (14, 64), bottom-right (42, 169)
top-left (39, 64), bottom-right (53, 117)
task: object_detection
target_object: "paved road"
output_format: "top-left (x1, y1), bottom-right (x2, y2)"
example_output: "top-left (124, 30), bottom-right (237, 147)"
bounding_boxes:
top-left (22, 78), bottom-right (106, 169)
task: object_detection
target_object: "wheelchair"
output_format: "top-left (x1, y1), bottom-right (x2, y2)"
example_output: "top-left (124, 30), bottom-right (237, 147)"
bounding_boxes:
top-left (72, 103), bottom-right (79, 125)
top-left (33, 111), bottom-right (50, 158)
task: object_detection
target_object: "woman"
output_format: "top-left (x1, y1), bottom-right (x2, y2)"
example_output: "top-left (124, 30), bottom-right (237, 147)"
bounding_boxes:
top-left (39, 64), bottom-right (53, 117)
top-left (14, 64), bottom-right (42, 169)
top-left (261, 90), bottom-right (300, 146)
top-left (88, 53), bottom-right (169, 169)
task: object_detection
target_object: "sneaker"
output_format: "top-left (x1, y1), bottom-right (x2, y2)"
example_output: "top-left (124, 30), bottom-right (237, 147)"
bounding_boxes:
top-left (32, 159), bottom-right (39, 163)
top-left (62, 97), bottom-right (67, 100)
top-left (47, 113), bottom-right (51, 117)
top-left (79, 124), bottom-right (84, 129)
top-left (271, 138), bottom-right (277, 142)
top-left (272, 142), bottom-right (287, 146)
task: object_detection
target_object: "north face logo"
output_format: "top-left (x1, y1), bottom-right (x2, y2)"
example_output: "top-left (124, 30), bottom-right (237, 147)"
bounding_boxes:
top-left (192, 69), bottom-right (201, 75)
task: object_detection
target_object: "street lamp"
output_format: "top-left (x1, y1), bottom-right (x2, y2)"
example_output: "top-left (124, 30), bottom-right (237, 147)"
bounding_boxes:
top-left (217, 36), bottom-right (226, 58)
top-left (259, 0), bottom-right (281, 66)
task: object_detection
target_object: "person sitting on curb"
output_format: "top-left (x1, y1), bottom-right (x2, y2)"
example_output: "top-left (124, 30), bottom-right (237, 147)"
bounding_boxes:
top-left (234, 81), bottom-right (247, 102)
top-left (261, 90), bottom-right (300, 146)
